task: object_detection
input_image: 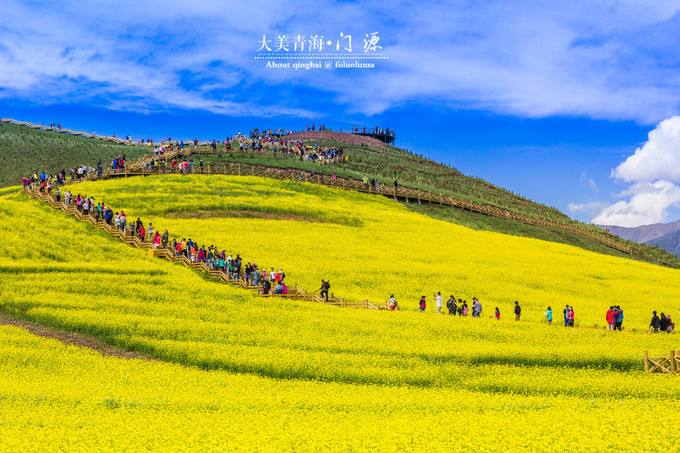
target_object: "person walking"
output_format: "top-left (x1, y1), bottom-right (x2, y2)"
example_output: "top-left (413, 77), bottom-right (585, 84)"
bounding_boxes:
top-left (546, 306), bottom-right (553, 325)
top-left (471, 298), bottom-right (481, 317)
top-left (606, 306), bottom-right (615, 330)
top-left (614, 306), bottom-right (623, 331)
top-left (650, 311), bottom-right (660, 333)
top-left (495, 307), bottom-right (501, 320)
top-left (446, 295), bottom-right (457, 315)
top-left (419, 296), bottom-right (427, 312)
top-left (514, 301), bottom-right (521, 321)
top-left (567, 306), bottom-right (575, 327)
top-left (660, 313), bottom-right (669, 332)
top-left (388, 295), bottom-right (399, 311)
top-left (319, 280), bottom-right (330, 302)
top-left (435, 292), bottom-right (443, 314)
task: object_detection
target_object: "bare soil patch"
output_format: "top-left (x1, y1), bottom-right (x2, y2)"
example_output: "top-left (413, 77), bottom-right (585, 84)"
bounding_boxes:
top-left (0, 314), bottom-right (152, 360)
top-left (286, 131), bottom-right (387, 148)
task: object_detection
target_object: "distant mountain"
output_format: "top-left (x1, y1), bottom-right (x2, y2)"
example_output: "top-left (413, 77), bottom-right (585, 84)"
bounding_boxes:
top-left (648, 230), bottom-right (680, 257)
top-left (599, 220), bottom-right (680, 244)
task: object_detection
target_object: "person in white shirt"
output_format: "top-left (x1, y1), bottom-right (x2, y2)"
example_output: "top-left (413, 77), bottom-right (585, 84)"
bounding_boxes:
top-left (435, 292), bottom-right (443, 314)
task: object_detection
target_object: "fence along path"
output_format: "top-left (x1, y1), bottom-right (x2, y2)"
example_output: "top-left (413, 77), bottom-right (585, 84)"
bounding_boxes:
top-left (0, 117), bottom-right (637, 254)
top-left (97, 160), bottom-right (633, 254)
top-left (24, 188), bottom-right (386, 311)
top-left (1, 118), bottom-right (132, 145)
top-left (644, 351), bottom-right (680, 374)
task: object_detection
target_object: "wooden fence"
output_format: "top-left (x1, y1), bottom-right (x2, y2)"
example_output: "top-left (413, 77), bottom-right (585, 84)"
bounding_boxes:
top-left (644, 351), bottom-right (680, 374)
top-left (92, 160), bottom-right (633, 254)
top-left (1, 118), bottom-right (133, 145)
top-left (24, 188), bottom-right (387, 311)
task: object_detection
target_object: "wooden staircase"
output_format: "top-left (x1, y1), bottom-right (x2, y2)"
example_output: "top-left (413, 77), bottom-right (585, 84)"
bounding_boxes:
top-left (25, 188), bottom-right (387, 311)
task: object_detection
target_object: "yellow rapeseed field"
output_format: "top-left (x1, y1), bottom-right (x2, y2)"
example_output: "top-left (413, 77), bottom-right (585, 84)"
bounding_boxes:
top-left (2, 324), bottom-right (680, 451)
top-left (71, 175), bottom-right (680, 329)
top-left (3, 179), bottom-right (680, 451)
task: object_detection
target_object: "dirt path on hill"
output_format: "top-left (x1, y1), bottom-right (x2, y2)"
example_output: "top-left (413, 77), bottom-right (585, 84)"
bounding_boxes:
top-left (0, 314), bottom-right (152, 360)
top-left (286, 131), bottom-right (388, 148)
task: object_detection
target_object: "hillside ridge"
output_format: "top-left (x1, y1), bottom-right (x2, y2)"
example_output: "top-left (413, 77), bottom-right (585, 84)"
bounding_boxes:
top-left (6, 120), bottom-right (680, 267)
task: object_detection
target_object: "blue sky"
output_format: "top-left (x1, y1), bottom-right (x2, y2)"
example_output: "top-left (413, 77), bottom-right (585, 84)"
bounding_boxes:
top-left (3, 0), bottom-right (680, 226)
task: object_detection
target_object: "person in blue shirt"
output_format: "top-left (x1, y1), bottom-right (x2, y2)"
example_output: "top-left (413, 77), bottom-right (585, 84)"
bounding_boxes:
top-left (546, 306), bottom-right (553, 325)
top-left (614, 306), bottom-right (624, 331)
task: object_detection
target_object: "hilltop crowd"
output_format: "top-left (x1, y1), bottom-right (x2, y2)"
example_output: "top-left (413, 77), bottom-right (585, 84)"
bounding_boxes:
top-left (227, 130), bottom-right (346, 164)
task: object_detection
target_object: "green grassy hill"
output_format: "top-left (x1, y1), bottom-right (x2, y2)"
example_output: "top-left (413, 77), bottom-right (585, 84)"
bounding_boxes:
top-left (174, 137), bottom-right (680, 268)
top-left (0, 122), bottom-right (146, 185)
top-left (2, 122), bottom-right (678, 267)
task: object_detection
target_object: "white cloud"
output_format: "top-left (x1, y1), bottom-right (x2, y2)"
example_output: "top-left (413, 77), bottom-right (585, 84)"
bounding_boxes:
top-left (568, 201), bottom-right (608, 213)
top-left (592, 181), bottom-right (680, 227)
top-left (592, 116), bottom-right (680, 226)
top-left (613, 116), bottom-right (680, 182)
top-left (0, 0), bottom-right (319, 117)
top-left (2, 1), bottom-right (680, 120)
top-left (579, 172), bottom-right (599, 192)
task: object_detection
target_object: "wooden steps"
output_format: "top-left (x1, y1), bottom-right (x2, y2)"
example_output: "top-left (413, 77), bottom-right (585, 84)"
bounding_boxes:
top-left (23, 188), bottom-right (389, 311)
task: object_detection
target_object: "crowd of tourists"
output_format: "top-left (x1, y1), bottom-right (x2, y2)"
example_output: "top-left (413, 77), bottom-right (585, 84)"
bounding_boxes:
top-left (169, 235), bottom-right (290, 295)
top-left (650, 311), bottom-right (675, 333)
top-left (20, 161), bottom-right (677, 334)
top-left (225, 131), bottom-right (345, 164)
top-left (21, 154), bottom-right (128, 191)
top-left (400, 295), bottom-right (530, 323)
top-left (387, 293), bottom-right (676, 332)
top-left (21, 165), bottom-right (93, 192)
top-left (137, 129), bottom-right (348, 175)
top-left (20, 179), bottom-right (292, 296)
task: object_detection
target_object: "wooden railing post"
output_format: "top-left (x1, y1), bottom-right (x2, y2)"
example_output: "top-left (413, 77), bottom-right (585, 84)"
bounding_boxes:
top-left (644, 351), bottom-right (650, 372)
top-left (671, 350), bottom-right (677, 374)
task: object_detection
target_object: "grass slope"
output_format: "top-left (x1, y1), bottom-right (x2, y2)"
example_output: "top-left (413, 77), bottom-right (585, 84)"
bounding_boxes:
top-left (0, 122), bottom-right (146, 186)
top-left (3, 122), bottom-right (675, 266)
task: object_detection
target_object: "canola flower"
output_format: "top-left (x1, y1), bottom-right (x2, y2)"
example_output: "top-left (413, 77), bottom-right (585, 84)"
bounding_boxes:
top-left (3, 185), bottom-right (680, 450)
top-left (1, 324), bottom-right (680, 452)
top-left (1, 188), bottom-right (679, 391)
